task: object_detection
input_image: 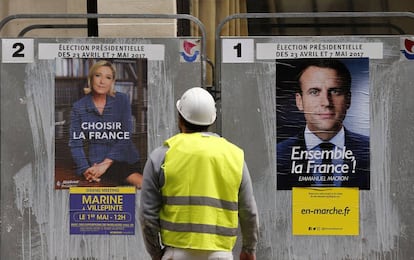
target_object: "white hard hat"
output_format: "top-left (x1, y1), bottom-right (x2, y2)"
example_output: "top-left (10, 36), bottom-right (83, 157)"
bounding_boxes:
top-left (176, 87), bottom-right (217, 126)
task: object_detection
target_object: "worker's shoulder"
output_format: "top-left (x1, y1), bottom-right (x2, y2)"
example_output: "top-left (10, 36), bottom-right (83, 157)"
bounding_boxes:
top-left (149, 145), bottom-right (168, 160)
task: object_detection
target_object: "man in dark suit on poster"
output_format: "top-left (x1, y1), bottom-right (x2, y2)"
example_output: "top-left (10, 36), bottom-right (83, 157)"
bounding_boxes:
top-left (277, 59), bottom-right (370, 190)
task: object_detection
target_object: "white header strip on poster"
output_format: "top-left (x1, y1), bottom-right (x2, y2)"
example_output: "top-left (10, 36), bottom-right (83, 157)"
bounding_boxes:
top-left (256, 42), bottom-right (383, 59)
top-left (38, 43), bottom-right (165, 60)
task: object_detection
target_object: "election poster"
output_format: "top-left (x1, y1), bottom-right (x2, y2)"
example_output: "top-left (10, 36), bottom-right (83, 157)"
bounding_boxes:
top-left (276, 57), bottom-right (370, 190)
top-left (53, 44), bottom-right (151, 189)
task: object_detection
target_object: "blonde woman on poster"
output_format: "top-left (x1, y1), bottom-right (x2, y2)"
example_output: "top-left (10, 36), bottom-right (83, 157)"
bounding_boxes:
top-left (69, 60), bottom-right (142, 187)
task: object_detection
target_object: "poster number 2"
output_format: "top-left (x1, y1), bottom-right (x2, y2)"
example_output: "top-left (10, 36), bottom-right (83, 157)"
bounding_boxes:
top-left (1, 39), bottom-right (34, 63)
top-left (12, 42), bottom-right (25, 58)
top-left (222, 39), bottom-right (254, 63)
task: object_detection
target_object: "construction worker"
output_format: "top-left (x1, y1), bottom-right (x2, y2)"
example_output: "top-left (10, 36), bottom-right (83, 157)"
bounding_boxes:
top-left (139, 87), bottom-right (259, 260)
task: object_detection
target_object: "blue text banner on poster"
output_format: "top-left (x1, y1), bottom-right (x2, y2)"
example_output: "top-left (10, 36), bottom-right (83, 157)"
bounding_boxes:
top-left (70, 187), bottom-right (136, 235)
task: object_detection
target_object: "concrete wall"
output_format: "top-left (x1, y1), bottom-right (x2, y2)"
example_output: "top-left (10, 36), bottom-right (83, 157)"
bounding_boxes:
top-left (0, 0), bottom-right (87, 37)
top-left (98, 0), bottom-right (177, 37)
top-left (0, 0), bottom-right (177, 37)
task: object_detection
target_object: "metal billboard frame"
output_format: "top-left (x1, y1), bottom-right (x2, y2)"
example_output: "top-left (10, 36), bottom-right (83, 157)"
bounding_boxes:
top-left (0, 13), bottom-right (208, 87)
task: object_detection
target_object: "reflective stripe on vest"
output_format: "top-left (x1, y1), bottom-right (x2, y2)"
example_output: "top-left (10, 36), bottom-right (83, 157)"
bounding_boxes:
top-left (160, 133), bottom-right (243, 251)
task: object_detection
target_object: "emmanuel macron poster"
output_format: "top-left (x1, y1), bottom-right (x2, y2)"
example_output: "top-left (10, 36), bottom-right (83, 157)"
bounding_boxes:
top-left (276, 58), bottom-right (370, 190)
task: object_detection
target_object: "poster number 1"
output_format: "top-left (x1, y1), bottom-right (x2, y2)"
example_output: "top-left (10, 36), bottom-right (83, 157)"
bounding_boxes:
top-left (233, 43), bottom-right (242, 58)
top-left (222, 39), bottom-right (254, 63)
top-left (1, 39), bottom-right (34, 63)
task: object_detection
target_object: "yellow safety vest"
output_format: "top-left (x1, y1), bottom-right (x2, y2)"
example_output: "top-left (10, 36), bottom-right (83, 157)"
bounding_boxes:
top-left (160, 133), bottom-right (244, 251)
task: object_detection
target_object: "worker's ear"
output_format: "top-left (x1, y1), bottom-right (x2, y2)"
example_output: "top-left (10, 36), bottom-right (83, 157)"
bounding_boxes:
top-left (178, 114), bottom-right (185, 133)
